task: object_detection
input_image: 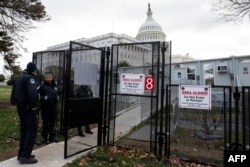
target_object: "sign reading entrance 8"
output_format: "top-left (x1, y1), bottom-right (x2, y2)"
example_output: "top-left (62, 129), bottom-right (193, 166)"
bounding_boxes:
top-left (145, 76), bottom-right (154, 90)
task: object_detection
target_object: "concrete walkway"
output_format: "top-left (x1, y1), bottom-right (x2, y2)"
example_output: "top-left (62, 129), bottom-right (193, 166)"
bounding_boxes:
top-left (0, 106), bottom-right (142, 167)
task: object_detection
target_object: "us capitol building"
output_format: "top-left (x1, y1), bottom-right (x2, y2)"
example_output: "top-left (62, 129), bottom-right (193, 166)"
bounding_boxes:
top-left (44, 4), bottom-right (194, 67)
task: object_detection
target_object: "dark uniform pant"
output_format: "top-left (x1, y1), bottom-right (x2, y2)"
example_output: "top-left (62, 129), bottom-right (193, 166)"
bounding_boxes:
top-left (17, 106), bottom-right (38, 158)
top-left (41, 105), bottom-right (57, 140)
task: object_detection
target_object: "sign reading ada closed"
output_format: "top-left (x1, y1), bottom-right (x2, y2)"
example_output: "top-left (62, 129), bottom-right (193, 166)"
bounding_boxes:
top-left (179, 85), bottom-right (211, 110)
top-left (120, 73), bottom-right (145, 94)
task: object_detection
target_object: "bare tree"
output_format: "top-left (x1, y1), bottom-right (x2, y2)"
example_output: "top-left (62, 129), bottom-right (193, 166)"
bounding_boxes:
top-left (0, 0), bottom-right (50, 47)
top-left (211, 0), bottom-right (250, 23)
top-left (0, 0), bottom-right (50, 74)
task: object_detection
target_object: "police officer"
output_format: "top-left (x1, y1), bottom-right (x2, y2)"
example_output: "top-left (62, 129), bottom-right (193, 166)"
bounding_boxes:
top-left (74, 85), bottom-right (94, 137)
top-left (10, 62), bottom-right (39, 164)
top-left (37, 72), bottom-right (59, 144)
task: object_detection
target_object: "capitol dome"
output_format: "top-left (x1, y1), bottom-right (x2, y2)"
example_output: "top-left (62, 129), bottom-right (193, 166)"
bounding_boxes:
top-left (136, 4), bottom-right (166, 42)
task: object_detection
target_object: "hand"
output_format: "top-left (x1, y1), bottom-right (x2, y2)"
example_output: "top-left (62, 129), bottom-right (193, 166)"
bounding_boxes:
top-left (44, 96), bottom-right (48, 100)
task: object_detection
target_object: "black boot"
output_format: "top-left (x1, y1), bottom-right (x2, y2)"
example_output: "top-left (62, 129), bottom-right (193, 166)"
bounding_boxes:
top-left (19, 157), bottom-right (38, 164)
top-left (85, 125), bottom-right (93, 134)
top-left (49, 136), bottom-right (58, 143)
top-left (78, 132), bottom-right (85, 137)
top-left (17, 154), bottom-right (35, 160)
top-left (77, 126), bottom-right (85, 137)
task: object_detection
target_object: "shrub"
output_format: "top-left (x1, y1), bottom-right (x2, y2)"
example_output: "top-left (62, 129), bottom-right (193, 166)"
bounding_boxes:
top-left (0, 74), bottom-right (5, 82)
top-left (7, 80), bottom-right (13, 85)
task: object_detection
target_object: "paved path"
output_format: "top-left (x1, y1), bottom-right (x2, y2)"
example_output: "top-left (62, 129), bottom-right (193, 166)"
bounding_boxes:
top-left (0, 106), bottom-right (142, 167)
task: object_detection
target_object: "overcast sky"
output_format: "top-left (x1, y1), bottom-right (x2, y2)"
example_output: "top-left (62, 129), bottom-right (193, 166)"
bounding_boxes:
top-left (2, 0), bottom-right (250, 72)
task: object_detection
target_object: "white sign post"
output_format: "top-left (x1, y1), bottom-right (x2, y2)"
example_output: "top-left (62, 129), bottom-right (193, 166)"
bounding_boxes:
top-left (119, 73), bottom-right (145, 94)
top-left (179, 85), bottom-right (211, 110)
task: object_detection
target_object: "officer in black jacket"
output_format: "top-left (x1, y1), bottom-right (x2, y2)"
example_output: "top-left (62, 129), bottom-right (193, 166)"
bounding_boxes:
top-left (74, 85), bottom-right (94, 137)
top-left (10, 62), bottom-right (39, 164)
top-left (37, 72), bottom-right (59, 144)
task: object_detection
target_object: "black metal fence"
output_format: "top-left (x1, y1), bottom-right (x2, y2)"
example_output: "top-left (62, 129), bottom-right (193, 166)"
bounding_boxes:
top-left (166, 84), bottom-right (250, 165)
top-left (32, 41), bottom-right (250, 165)
top-left (62, 41), bottom-right (106, 158)
top-left (107, 41), bottom-right (171, 158)
top-left (33, 50), bottom-right (66, 138)
top-left (33, 42), bottom-right (107, 158)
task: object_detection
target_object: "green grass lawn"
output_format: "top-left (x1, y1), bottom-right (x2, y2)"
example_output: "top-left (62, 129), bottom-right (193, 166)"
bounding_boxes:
top-left (0, 108), bottom-right (19, 152)
top-left (0, 85), bottom-right (12, 100)
top-left (0, 85), bottom-right (19, 153)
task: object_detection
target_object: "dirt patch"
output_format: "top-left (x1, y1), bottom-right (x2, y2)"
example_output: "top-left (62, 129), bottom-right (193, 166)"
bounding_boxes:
top-left (116, 130), bottom-right (224, 166)
top-left (0, 147), bottom-right (19, 162)
top-left (116, 138), bottom-right (223, 166)
top-left (0, 100), bottom-right (14, 110)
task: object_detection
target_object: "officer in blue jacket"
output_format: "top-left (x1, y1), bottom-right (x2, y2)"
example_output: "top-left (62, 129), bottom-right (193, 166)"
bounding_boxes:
top-left (37, 72), bottom-right (59, 144)
top-left (10, 62), bottom-right (39, 164)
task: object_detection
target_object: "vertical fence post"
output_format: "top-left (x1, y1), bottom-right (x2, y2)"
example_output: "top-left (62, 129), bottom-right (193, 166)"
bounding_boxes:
top-left (158, 42), bottom-right (166, 156)
top-left (233, 87), bottom-right (240, 151)
top-left (242, 87), bottom-right (246, 151)
top-left (103, 47), bottom-right (110, 145)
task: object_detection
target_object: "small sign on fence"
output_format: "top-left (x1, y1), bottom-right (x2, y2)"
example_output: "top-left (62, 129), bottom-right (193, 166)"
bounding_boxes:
top-left (119, 73), bottom-right (145, 94)
top-left (178, 85), bottom-right (211, 110)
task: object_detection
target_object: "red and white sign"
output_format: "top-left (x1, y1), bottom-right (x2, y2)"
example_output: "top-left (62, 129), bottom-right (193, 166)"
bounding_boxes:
top-left (179, 85), bottom-right (211, 110)
top-left (120, 73), bottom-right (145, 94)
top-left (145, 76), bottom-right (155, 90)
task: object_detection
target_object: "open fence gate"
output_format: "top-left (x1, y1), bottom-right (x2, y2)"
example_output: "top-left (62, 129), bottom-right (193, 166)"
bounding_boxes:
top-left (34, 42), bottom-right (108, 158)
top-left (107, 41), bottom-right (171, 157)
top-left (63, 41), bottom-right (106, 158)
